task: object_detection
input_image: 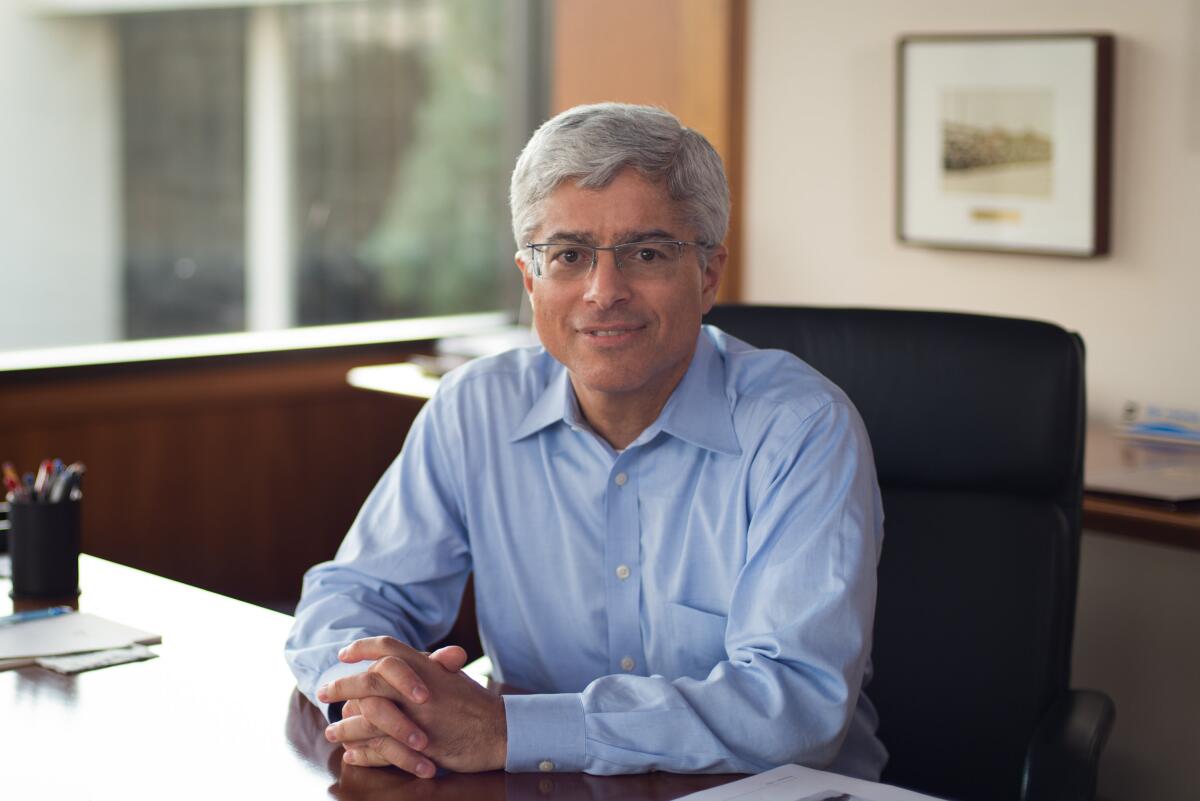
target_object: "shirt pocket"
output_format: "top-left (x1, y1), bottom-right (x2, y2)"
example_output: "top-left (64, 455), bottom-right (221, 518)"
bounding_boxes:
top-left (665, 601), bottom-right (729, 681)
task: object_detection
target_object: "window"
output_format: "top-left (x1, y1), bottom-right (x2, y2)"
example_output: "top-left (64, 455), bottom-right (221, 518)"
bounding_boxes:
top-left (1, 0), bottom-right (546, 353)
top-left (121, 10), bottom-right (247, 338)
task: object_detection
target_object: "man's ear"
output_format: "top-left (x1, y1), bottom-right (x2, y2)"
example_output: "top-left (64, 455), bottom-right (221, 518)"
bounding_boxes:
top-left (699, 244), bottom-right (728, 313)
top-left (515, 251), bottom-right (534, 297)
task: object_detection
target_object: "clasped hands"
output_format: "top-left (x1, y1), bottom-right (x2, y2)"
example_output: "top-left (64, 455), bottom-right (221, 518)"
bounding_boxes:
top-left (316, 637), bottom-right (507, 779)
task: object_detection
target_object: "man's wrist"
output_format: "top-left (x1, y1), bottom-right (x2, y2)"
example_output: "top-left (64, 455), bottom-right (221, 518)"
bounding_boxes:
top-left (491, 693), bottom-right (508, 770)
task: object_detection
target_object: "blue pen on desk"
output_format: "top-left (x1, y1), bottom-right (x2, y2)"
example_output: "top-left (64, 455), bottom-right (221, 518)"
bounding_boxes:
top-left (0, 606), bottom-right (74, 627)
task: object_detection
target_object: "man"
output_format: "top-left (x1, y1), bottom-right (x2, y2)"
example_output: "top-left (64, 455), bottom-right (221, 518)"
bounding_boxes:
top-left (286, 102), bottom-right (887, 780)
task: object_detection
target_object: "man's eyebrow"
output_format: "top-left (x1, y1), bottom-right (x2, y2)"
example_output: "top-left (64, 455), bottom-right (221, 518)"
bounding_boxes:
top-left (537, 228), bottom-right (682, 245)
top-left (538, 231), bottom-right (595, 245)
top-left (614, 229), bottom-right (678, 243)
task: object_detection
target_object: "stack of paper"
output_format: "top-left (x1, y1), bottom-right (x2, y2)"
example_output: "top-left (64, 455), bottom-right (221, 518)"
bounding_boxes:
top-left (0, 611), bottom-right (161, 671)
top-left (679, 764), bottom-right (945, 801)
top-left (1119, 402), bottom-right (1200, 446)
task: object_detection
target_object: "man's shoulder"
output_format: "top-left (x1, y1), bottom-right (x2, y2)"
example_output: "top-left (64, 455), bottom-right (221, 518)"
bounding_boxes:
top-left (434, 345), bottom-right (558, 406)
top-left (704, 325), bottom-right (852, 427)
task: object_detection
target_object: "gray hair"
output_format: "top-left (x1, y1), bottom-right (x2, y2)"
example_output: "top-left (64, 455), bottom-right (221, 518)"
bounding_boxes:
top-left (509, 103), bottom-right (730, 250)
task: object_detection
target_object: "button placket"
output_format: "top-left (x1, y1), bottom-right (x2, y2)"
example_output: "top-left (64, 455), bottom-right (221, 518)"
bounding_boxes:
top-left (604, 455), bottom-right (645, 676)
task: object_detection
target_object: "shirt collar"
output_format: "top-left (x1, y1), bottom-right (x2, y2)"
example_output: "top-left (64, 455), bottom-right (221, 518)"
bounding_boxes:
top-left (653, 329), bottom-right (741, 456)
top-left (509, 364), bottom-right (575, 442)
top-left (509, 329), bottom-right (742, 457)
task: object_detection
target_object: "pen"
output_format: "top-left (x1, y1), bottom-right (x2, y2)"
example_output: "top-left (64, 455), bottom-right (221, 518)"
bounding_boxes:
top-left (33, 459), bottom-right (54, 501)
top-left (0, 606), bottom-right (74, 628)
top-left (48, 463), bottom-right (86, 503)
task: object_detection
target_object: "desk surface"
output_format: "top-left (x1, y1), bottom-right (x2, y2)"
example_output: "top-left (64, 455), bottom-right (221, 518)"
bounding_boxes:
top-left (2, 557), bottom-right (737, 800)
top-left (1083, 428), bottom-right (1200, 550)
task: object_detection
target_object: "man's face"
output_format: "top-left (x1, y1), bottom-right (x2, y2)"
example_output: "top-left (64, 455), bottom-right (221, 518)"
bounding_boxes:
top-left (516, 169), bottom-right (726, 414)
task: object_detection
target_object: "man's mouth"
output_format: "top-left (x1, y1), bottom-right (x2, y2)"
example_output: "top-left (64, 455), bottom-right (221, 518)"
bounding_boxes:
top-left (577, 323), bottom-right (647, 343)
top-left (579, 323), bottom-right (645, 336)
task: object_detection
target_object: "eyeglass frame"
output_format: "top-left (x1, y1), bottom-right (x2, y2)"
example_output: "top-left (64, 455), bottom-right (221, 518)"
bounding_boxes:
top-left (522, 239), bottom-right (715, 280)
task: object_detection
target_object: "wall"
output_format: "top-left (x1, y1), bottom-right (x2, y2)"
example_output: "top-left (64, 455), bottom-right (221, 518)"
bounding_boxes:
top-left (744, 0), bottom-right (1200, 426)
top-left (745, 3), bottom-right (1199, 800)
top-left (0, 343), bottom-right (429, 610)
top-left (0, 2), bottom-right (119, 349)
top-left (552, 0), bottom-right (746, 301)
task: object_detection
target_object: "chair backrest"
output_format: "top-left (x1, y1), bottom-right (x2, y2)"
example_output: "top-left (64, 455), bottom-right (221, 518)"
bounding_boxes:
top-left (703, 305), bottom-right (1085, 801)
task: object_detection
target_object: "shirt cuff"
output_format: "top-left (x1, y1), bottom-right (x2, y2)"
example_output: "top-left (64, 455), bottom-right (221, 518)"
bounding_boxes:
top-left (503, 693), bottom-right (586, 773)
top-left (312, 658), bottom-right (376, 723)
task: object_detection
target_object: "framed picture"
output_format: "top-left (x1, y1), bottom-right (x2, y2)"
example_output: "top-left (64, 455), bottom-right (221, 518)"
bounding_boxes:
top-left (897, 33), bottom-right (1114, 257)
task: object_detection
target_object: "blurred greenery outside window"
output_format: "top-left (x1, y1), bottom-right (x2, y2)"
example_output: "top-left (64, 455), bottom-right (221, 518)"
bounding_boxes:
top-left (120, 0), bottom-right (543, 341)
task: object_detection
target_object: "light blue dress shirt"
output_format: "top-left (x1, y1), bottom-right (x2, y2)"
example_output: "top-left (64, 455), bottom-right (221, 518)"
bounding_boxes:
top-left (286, 325), bottom-right (887, 779)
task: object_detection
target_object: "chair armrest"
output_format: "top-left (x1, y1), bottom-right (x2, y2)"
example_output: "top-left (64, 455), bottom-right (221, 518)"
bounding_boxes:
top-left (1022, 689), bottom-right (1116, 801)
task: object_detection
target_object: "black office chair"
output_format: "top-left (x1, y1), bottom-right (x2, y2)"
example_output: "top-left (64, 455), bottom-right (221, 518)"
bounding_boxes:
top-left (703, 305), bottom-right (1114, 801)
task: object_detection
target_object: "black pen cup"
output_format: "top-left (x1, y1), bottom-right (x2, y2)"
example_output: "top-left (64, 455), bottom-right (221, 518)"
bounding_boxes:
top-left (8, 498), bottom-right (81, 599)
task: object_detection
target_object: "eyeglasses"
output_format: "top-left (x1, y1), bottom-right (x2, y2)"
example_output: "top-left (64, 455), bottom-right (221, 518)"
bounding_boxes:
top-left (524, 240), bottom-right (711, 281)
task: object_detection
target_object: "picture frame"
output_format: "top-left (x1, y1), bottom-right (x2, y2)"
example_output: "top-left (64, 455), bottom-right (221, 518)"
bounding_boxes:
top-left (897, 33), bottom-right (1114, 257)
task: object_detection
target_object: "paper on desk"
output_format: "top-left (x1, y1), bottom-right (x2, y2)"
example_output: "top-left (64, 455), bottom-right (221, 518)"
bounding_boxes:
top-left (0, 611), bottom-right (160, 668)
top-left (36, 643), bottom-right (159, 674)
top-left (678, 764), bottom-right (944, 801)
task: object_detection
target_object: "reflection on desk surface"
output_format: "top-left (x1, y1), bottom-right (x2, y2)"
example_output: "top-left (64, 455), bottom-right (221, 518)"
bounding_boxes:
top-left (3, 556), bottom-right (741, 801)
top-left (287, 687), bottom-right (739, 801)
top-left (1086, 427), bottom-right (1200, 505)
top-left (1083, 428), bottom-right (1200, 551)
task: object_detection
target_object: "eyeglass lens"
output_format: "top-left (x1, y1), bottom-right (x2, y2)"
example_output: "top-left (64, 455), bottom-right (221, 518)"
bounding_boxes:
top-left (534, 242), bottom-right (686, 279)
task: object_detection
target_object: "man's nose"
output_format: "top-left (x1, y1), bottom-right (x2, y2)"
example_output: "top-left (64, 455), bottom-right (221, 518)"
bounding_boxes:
top-left (581, 250), bottom-right (632, 308)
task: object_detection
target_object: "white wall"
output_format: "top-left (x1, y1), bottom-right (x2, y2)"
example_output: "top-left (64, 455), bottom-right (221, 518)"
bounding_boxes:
top-left (0, 1), bottom-right (119, 349)
top-left (744, 0), bottom-right (1200, 427)
top-left (745, 4), bottom-right (1200, 800)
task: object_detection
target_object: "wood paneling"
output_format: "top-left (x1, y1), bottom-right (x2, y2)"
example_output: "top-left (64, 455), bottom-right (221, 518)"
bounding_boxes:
top-left (0, 344), bottom-right (430, 610)
top-left (551, 0), bottom-right (746, 301)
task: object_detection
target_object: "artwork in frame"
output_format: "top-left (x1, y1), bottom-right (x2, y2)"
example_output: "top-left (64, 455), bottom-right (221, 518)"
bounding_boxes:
top-left (897, 33), bottom-right (1114, 257)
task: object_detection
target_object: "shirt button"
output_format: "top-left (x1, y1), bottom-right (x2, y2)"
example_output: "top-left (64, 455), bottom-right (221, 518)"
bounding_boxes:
top-left (539, 760), bottom-right (554, 772)
top-left (620, 656), bottom-right (635, 671)
top-left (614, 472), bottom-right (628, 486)
top-left (615, 564), bottom-right (631, 580)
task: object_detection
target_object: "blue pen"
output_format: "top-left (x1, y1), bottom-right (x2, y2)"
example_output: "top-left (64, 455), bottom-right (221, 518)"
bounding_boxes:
top-left (0, 606), bottom-right (74, 627)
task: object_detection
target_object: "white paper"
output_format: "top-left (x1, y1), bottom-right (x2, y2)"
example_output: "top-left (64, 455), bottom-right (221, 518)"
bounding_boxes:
top-left (678, 764), bottom-right (944, 801)
top-left (36, 643), bottom-right (159, 674)
top-left (0, 611), bottom-right (160, 661)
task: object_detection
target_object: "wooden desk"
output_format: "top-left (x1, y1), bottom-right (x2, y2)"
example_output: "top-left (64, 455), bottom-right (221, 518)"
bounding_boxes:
top-left (2, 557), bottom-right (737, 799)
top-left (1083, 428), bottom-right (1200, 551)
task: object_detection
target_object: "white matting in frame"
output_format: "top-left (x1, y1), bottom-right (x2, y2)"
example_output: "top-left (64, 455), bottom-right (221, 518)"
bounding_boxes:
top-left (898, 34), bottom-right (1113, 256)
